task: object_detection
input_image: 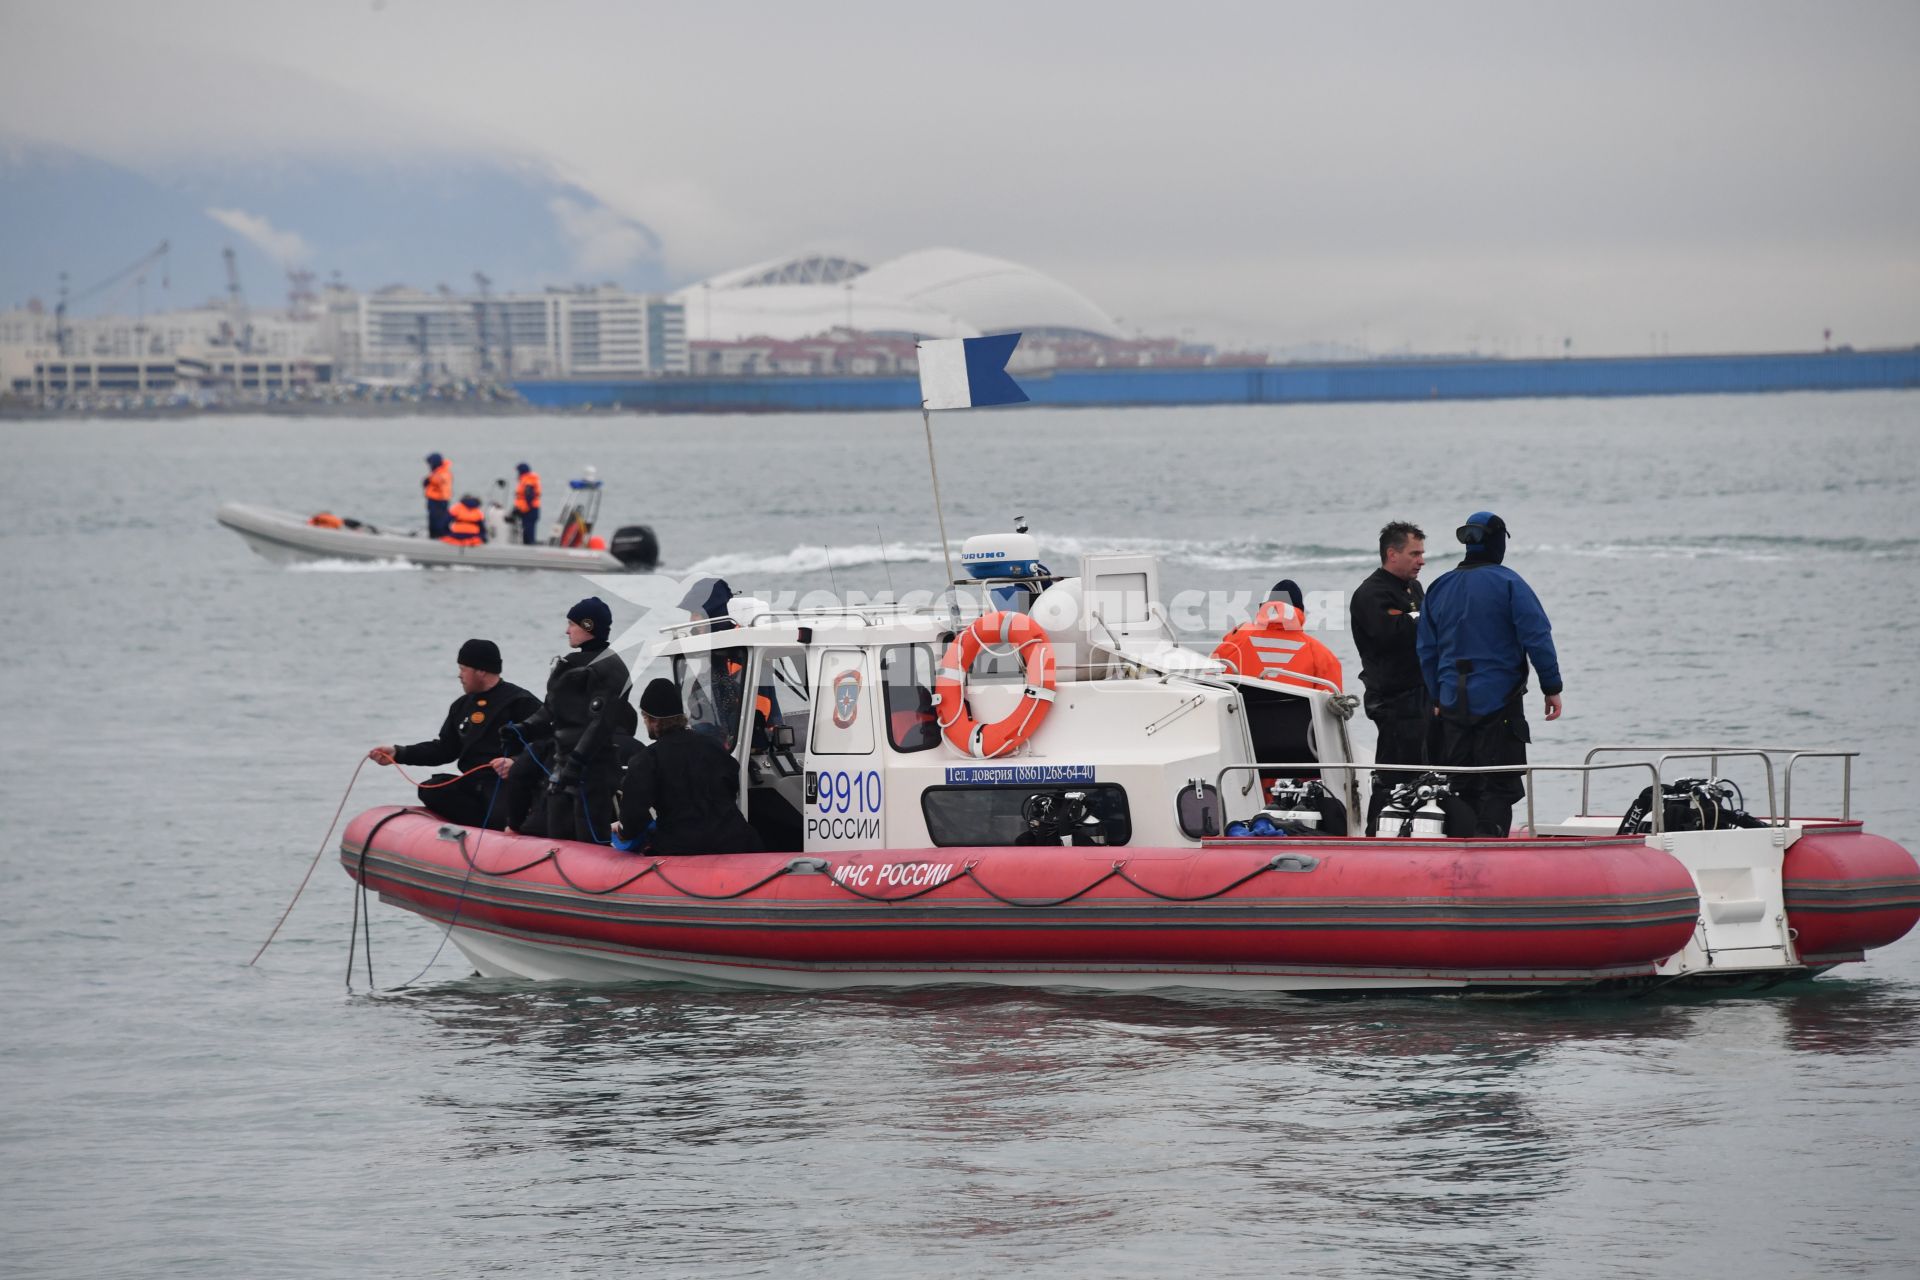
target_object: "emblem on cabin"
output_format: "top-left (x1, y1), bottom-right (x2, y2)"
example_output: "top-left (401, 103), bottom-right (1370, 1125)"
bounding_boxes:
top-left (831, 668), bottom-right (863, 729)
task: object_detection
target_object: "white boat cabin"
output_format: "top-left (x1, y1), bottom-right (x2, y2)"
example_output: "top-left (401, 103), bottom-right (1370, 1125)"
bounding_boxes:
top-left (654, 545), bottom-right (1363, 856)
top-left (641, 536), bottom-right (1873, 984)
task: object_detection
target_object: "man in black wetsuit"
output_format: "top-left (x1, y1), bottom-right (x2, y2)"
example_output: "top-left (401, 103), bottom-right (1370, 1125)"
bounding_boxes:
top-left (369, 638), bottom-right (541, 828)
top-left (614, 678), bottom-right (763, 855)
top-left (1350, 521), bottom-right (1430, 773)
top-left (489, 597), bottom-right (630, 843)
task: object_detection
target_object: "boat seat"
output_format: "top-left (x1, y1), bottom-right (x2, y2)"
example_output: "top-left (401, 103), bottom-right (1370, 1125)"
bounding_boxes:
top-left (1242, 685), bottom-right (1319, 780)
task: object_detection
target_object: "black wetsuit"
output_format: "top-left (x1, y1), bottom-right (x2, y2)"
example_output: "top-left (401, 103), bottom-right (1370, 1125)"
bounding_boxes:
top-left (617, 726), bottom-right (763, 855)
top-left (511, 640), bottom-right (631, 843)
top-left (392, 680), bottom-right (542, 828)
top-left (1350, 567), bottom-right (1430, 776)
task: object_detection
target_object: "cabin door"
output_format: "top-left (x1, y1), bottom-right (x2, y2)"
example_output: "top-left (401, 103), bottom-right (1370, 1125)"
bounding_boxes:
top-left (743, 646), bottom-right (811, 853)
top-left (804, 647), bottom-right (886, 852)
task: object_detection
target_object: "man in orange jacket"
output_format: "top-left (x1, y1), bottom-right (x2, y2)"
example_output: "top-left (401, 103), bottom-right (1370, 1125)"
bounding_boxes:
top-left (512, 462), bottom-right (542, 545)
top-left (1212, 579), bottom-right (1343, 693)
top-left (441, 493), bottom-right (487, 546)
top-left (423, 452), bottom-right (453, 538)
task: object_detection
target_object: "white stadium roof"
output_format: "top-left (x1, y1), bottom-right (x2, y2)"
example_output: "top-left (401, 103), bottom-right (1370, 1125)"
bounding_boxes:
top-left (675, 247), bottom-right (1120, 343)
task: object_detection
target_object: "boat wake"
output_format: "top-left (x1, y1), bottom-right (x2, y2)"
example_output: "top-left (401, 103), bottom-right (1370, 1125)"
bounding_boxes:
top-left (685, 535), bottom-right (1379, 578)
top-left (1545, 534), bottom-right (1920, 563)
top-left (286, 557), bottom-right (424, 573)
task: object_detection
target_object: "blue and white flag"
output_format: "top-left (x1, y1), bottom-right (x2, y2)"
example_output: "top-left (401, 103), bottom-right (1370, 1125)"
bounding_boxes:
top-left (916, 333), bottom-right (1029, 411)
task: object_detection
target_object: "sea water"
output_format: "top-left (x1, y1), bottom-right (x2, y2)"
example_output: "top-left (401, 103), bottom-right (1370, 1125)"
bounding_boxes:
top-left (3, 392), bottom-right (1918, 1278)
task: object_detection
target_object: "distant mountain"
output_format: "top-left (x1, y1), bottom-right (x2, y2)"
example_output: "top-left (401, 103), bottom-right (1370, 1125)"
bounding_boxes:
top-left (0, 144), bottom-right (667, 315)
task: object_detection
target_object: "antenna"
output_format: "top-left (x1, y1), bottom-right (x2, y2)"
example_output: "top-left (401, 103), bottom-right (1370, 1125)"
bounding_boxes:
top-left (823, 545), bottom-right (841, 602)
top-left (876, 525), bottom-right (896, 598)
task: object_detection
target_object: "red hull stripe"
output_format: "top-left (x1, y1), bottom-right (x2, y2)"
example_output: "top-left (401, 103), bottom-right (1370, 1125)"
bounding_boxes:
top-left (391, 908), bottom-right (1671, 986)
top-left (349, 847), bottom-right (1700, 931)
top-left (1784, 875), bottom-right (1920, 911)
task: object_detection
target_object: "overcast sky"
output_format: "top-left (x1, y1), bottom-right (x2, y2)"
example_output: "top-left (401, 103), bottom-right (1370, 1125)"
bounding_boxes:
top-left (3, 0), bottom-right (1916, 354)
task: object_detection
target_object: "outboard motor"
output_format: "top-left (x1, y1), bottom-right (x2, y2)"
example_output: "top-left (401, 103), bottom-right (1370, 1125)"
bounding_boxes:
top-left (609, 524), bottom-right (660, 570)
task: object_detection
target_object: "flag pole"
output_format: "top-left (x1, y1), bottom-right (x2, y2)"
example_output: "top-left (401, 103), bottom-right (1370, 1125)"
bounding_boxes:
top-left (921, 407), bottom-right (959, 590)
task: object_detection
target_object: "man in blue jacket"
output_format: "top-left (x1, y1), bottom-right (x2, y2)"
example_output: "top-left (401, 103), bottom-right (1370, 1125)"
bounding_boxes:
top-left (1417, 511), bottom-right (1563, 836)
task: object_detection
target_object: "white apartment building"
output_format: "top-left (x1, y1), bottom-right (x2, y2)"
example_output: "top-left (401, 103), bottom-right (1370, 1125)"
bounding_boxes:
top-left (1, 284), bottom-right (687, 392)
top-left (357, 286), bottom-right (687, 380)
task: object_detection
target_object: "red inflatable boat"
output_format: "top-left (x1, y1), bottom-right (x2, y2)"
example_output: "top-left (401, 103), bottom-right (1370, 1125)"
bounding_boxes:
top-left (337, 544), bottom-right (1920, 994)
top-left (340, 807), bottom-right (1917, 993)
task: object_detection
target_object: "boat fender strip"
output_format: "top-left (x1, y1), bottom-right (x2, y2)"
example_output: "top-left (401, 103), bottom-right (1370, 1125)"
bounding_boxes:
top-left (354, 823), bottom-right (1327, 914)
top-left (648, 861), bottom-right (816, 902)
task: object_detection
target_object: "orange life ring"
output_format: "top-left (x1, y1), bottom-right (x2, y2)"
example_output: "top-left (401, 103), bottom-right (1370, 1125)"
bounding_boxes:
top-left (934, 611), bottom-right (1057, 759)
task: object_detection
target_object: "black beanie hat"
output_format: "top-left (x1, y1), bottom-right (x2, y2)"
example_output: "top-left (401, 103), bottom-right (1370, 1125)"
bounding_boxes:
top-left (457, 638), bottom-right (502, 674)
top-left (677, 576), bottom-right (735, 620)
top-left (1267, 579), bottom-right (1304, 610)
top-left (567, 596), bottom-right (613, 639)
top-left (639, 677), bottom-right (683, 717)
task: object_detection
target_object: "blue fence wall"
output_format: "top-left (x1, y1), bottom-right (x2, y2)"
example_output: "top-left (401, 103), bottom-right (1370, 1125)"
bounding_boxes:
top-left (515, 348), bottom-right (1920, 414)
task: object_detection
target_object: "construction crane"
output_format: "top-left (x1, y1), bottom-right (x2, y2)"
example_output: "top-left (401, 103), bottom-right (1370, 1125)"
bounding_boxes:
top-left (54, 240), bottom-right (170, 357)
top-left (472, 270), bottom-right (493, 376)
top-left (221, 247), bottom-right (253, 353)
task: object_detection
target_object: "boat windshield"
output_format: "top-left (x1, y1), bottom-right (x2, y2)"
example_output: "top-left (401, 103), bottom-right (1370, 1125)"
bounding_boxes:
top-left (677, 647), bottom-right (748, 751)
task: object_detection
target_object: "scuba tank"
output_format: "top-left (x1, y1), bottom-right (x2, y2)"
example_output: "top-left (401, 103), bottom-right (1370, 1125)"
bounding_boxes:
top-left (1378, 773), bottom-right (1455, 838)
top-left (484, 479), bottom-right (510, 544)
top-left (1265, 778), bottom-right (1332, 831)
top-left (1617, 777), bottom-right (1766, 835)
top-left (1224, 780), bottom-right (1340, 837)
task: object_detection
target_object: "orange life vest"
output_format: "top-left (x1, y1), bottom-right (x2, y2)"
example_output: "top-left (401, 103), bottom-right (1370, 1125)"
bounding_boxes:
top-left (1211, 600), bottom-right (1344, 692)
top-left (442, 500), bottom-right (485, 546)
top-left (423, 461), bottom-right (452, 502)
top-left (514, 471), bottom-right (542, 514)
top-left (308, 512), bottom-right (344, 529)
top-left (722, 656), bottom-right (774, 725)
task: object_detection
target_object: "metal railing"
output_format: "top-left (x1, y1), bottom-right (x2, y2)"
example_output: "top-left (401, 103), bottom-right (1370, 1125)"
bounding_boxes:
top-left (1579, 745), bottom-right (1858, 826)
top-left (1782, 751), bottom-right (1856, 822)
top-left (1214, 759), bottom-right (1663, 836)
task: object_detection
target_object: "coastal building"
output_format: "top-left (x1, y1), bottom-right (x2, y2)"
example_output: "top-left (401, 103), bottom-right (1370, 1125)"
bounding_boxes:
top-left (355, 286), bottom-right (687, 380)
top-left (674, 248), bottom-right (1123, 346)
top-left (8, 352), bottom-right (334, 398)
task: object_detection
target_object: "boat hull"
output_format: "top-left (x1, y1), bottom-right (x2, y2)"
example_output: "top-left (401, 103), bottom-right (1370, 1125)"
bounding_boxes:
top-left (216, 503), bottom-right (642, 572)
top-left (341, 807), bottom-right (1714, 993)
top-left (1783, 828), bottom-right (1920, 964)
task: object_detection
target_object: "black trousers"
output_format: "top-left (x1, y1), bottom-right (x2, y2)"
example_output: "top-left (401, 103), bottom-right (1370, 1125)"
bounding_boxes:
top-left (1371, 714), bottom-right (1429, 773)
top-left (501, 745), bottom-right (555, 835)
top-left (1436, 706), bottom-right (1530, 837)
top-left (542, 758), bottom-right (619, 844)
top-left (1365, 687), bottom-right (1430, 790)
top-left (417, 772), bottom-right (509, 829)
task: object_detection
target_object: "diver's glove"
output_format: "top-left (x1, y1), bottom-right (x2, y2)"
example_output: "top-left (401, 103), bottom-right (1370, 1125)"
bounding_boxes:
top-left (548, 754), bottom-right (585, 795)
